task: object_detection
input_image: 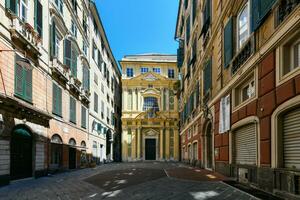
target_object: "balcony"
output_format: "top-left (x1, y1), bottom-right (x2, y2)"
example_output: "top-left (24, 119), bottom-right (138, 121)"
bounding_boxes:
top-left (231, 35), bottom-right (255, 74)
top-left (69, 76), bottom-right (81, 94)
top-left (276, 0), bottom-right (300, 26)
top-left (9, 17), bottom-right (41, 56)
top-left (80, 88), bottom-right (90, 103)
top-left (50, 58), bottom-right (69, 82)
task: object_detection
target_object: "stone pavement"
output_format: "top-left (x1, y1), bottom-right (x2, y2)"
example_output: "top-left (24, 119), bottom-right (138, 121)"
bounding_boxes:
top-left (0, 162), bottom-right (258, 200)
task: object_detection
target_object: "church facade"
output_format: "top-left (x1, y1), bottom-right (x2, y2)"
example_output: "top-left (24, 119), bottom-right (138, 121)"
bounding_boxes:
top-left (120, 54), bottom-right (179, 161)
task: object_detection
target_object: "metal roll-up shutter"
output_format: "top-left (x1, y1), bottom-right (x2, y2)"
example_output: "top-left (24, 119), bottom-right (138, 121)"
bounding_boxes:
top-left (283, 108), bottom-right (300, 169)
top-left (234, 123), bottom-right (257, 165)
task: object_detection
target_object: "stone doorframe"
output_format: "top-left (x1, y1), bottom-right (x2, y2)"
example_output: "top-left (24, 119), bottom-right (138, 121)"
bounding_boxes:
top-left (142, 129), bottom-right (159, 161)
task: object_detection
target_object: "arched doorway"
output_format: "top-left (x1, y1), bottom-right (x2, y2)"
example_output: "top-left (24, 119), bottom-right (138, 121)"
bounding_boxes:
top-left (80, 141), bottom-right (87, 166)
top-left (205, 122), bottom-right (213, 169)
top-left (10, 126), bottom-right (33, 180)
top-left (68, 138), bottom-right (76, 169)
top-left (50, 134), bottom-right (63, 170)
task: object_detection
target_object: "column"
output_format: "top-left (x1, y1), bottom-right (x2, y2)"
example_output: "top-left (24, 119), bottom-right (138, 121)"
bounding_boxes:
top-left (124, 89), bottom-right (128, 111)
top-left (137, 128), bottom-right (141, 160)
top-left (165, 128), bottom-right (170, 160)
top-left (166, 89), bottom-right (170, 110)
top-left (122, 129), bottom-right (128, 161)
top-left (132, 129), bottom-right (136, 160)
top-left (132, 88), bottom-right (136, 111)
top-left (174, 129), bottom-right (179, 161)
top-left (160, 87), bottom-right (164, 110)
top-left (135, 89), bottom-right (138, 110)
top-left (138, 89), bottom-right (142, 111)
top-left (160, 129), bottom-right (164, 160)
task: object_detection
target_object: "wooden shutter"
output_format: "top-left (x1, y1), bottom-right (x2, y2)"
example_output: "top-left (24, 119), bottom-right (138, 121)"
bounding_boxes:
top-left (50, 21), bottom-right (56, 58)
top-left (15, 55), bottom-right (23, 97)
top-left (24, 68), bottom-right (32, 101)
top-left (224, 18), bottom-right (233, 68)
top-left (196, 81), bottom-right (200, 106)
top-left (233, 123), bottom-right (257, 165)
top-left (82, 66), bottom-right (89, 91)
top-left (64, 39), bottom-right (72, 68)
top-left (251, 0), bottom-right (276, 31)
top-left (70, 97), bottom-right (76, 123)
top-left (94, 93), bottom-right (98, 112)
top-left (52, 83), bottom-right (58, 114)
top-left (203, 59), bottom-right (212, 95)
top-left (186, 16), bottom-right (190, 44)
top-left (6, 0), bottom-right (18, 15)
top-left (81, 106), bottom-right (86, 128)
top-left (283, 108), bottom-right (300, 169)
top-left (35, 0), bottom-right (43, 37)
top-left (71, 49), bottom-right (77, 77)
top-left (192, 0), bottom-right (197, 24)
top-left (57, 86), bottom-right (62, 115)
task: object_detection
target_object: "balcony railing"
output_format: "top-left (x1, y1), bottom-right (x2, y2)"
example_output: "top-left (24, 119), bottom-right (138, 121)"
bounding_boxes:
top-left (69, 76), bottom-right (81, 93)
top-left (276, 0), bottom-right (300, 26)
top-left (9, 17), bottom-right (41, 55)
top-left (80, 88), bottom-right (90, 103)
top-left (50, 58), bottom-right (69, 82)
top-left (231, 35), bottom-right (255, 74)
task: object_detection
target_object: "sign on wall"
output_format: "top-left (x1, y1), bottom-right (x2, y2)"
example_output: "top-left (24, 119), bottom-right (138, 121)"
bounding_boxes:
top-left (219, 95), bottom-right (230, 134)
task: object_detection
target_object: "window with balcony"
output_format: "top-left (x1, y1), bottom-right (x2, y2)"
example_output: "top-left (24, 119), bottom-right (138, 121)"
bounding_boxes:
top-left (54, 0), bottom-right (63, 13)
top-left (168, 69), bottom-right (175, 78)
top-left (54, 29), bottom-right (62, 58)
top-left (237, 2), bottom-right (250, 50)
top-left (153, 67), bottom-right (161, 74)
top-left (71, 20), bottom-right (77, 38)
top-left (14, 54), bottom-right (32, 102)
top-left (64, 39), bottom-right (78, 77)
top-left (126, 68), bottom-right (134, 77)
top-left (52, 83), bottom-right (62, 116)
top-left (34, 0), bottom-right (43, 37)
top-left (69, 97), bottom-right (76, 124)
top-left (141, 67), bottom-right (148, 74)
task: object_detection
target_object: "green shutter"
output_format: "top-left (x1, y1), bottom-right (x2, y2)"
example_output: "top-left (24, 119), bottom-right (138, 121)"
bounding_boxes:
top-left (24, 68), bottom-right (32, 101)
top-left (34, 0), bottom-right (43, 36)
top-left (81, 106), bottom-right (86, 128)
top-left (251, 0), bottom-right (276, 31)
top-left (83, 66), bottom-right (89, 91)
top-left (204, 59), bottom-right (212, 95)
top-left (186, 16), bottom-right (190, 44)
top-left (52, 83), bottom-right (62, 116)
top-left (196, 81), bottom-right (200, 106)
top-left (71, 49), bottom-right (77, 77)
top-left (58, 86), bottom-right (62, 115)
top-left (6, 0), bottom-right (18, 15)
top-left (224, 18), bottom-right (233, 68)
top-left (50, 21), bottom-right (56, 58)
top-left (15, 55), bottom-right (23, 97)
top-left (64, 39), bottom-right (72, 68)
top-left (70, 97), bottom-right (76, 123)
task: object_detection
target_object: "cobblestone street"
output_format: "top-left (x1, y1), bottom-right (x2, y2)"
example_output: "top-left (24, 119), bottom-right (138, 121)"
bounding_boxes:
top-left (0, 162), bottom-right (257, 200)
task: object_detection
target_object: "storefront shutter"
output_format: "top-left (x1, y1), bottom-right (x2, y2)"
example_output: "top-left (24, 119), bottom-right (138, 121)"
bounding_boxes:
top-left (224, 18), bottom-right (233, 68)
top-left (283, 108), bottom-right (300, 169)
top-left (6, 0), bottom-right (18, 15)
top-left (251, 0), bottom-right (276, 31)
top-left (50, 21), bottom-right (56, 58)
top-left (64, 39), bottom-right (72, 68)
top-left (15, 57), bottom-right (23, 97)
top-left (233, 123), bottom-right (257, 165)
top-left (34, 0), bottom-right (43, 37)
top-left (24, 68), bottom-right (32, 101)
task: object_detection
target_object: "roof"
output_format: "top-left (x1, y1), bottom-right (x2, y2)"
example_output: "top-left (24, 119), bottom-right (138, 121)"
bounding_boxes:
top-left (121, 53), bottom-right (177, 63)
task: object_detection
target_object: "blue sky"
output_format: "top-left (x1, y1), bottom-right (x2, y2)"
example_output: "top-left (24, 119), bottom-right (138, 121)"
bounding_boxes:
top-left (96, 0), bottom-right (179, 63)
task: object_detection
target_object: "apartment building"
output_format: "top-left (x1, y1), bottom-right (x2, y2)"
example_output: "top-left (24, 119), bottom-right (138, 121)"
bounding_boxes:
top-left (0, 0), bottom-right (121, 186)
top-left (176, 0), bottom-right (300, 198)
top-left (120, 54), bottom-right (180, 161)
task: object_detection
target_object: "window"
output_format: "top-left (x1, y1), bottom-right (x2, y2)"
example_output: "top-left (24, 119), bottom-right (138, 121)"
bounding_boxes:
top-left (83, 42), bottom-right (88, 56)
top-left (94, 73), bottom-right (98, 85)
top-left (92, 42), bottom-right (97, 60)
top-left (126, 68), bottom-right (134, 77)
top-left (234, 74), bottom-right (255, 107)
top-left (237, 2), bottom-right (250, 49)
top-left (20, 0), bottom-right (28, 22)
top-left (83, 12), bottom-right (88, 34)
top-left (203, 59), bottom-right (212, 96)
top-left (71, 20), bottom-right (77, 38)
top-left (14, 54), bottom-right (32, 102)
top-left (69, 97), bottom-right (76, 124)
top-left (153, 67), bottom-right (161, 74)
top-left (192, 0), bottom-right (197, 24)
top-left (97, 49), bottom-right (102, 66)
top-left (168, 69), bottom-right (175, 78)
top-left (143, 97), bottom-right (159, 112)
top-left (193, 142), bottom-right (198, 160)
top-left (94, 93), bottom-right (98, 112)
top-left (71, 0), bottom-right (77, 14)
top-left (54, 0), bottom-right (63, 13)
top-left (81, 106), bottom-right (87, 129)
top-left (141, 67), bottom-right (148, 74)
top-left (34, 0), bottom-right (43, 37)
top-left (82, 66), bottom-right (89, 91)
top-left (54, 30), bottom-right (62, 58)
top-left (281, 36), bottom-right (300, 76)
top-left (188, 128), bottom-right (191, 139)
top-left (52, 83), bottom-right (62, 116)
top-left (186, 16), bottom-right (191, 45)
top-left (63, 39), bottom-right (77, 77)
top-left (127, 90), bottom-right (132, 110)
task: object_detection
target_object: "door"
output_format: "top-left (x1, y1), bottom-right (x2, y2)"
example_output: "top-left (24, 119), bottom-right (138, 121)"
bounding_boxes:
top-left (69, 147), bottom-right (76, 169)
top-left (145, 139), bottom-right (156, 160)
top-left (206, 123), bottom-right (213, 169)
top-left (11, 128), bottom-right (32, 180)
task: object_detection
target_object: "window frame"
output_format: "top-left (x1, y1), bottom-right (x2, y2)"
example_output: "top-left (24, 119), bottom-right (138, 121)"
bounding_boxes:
top-left (126, 68), bottom-right (134, 77)
top-left (237, 1), bottom-right (250, 50)
top-left (20, 0), bottom-right (28, 22)
top-left (153, 67), bottom-right (161, 74)
top-left (140, 67), bottom-right (149, 74)
top-left (168, 68), bottom-right (175, 78)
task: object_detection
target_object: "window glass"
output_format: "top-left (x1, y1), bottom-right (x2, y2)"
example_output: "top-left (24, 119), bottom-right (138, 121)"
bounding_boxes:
top-left (168, 69), bottom-right (175, 78)
top-left (153, 68), bottom-right (161, 74)
top-left (143, 97), bottom-right (159, 112)
top-left (126, 68), bottom-right (134, 77)
top-left (141, 67), bottom-right (148, 74)
top-left (238, 2), bottom-right (249, 49)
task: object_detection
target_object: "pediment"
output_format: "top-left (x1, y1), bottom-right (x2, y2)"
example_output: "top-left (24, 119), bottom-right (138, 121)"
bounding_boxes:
top-left (132, 72), bottom-right (168, 82)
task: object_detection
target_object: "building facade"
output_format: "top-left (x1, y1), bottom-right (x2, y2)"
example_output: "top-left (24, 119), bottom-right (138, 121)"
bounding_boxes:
top-left (120, 54), bottom-right (180, 161)
top-left (0, 0), bottom-right (121, 186)
top-left (176, 0), bottom-right (300, 198)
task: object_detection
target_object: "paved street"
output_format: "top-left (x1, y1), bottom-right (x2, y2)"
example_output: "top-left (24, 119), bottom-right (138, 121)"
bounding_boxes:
top-left (0, 162), bottom-right (257, 200)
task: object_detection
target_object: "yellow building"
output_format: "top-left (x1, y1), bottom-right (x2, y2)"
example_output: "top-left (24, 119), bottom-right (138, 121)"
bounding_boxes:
top-left (120, 54), bottom-right (179, 161)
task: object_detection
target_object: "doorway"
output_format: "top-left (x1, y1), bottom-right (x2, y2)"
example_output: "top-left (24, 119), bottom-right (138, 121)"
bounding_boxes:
top-left (10, 127), bottom-right (33, 180)
top-left (206, 122), bottom-right (213, 169)
top-left (145, 139), bottom-right (156, 160)
top-left (69, 147), bottom-right (76, 169)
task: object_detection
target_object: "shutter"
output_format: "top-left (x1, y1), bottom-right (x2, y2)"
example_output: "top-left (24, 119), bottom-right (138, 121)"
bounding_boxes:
top-left (81, 106), bottom-right (86, 128)
top-left (70, 97), bottom-right (76, 123)
top-left (71, 50), bottom-right (77, 77)
top-left (64, 39), bottom-right (72, 68)
top-left (192, 0), bottom-right (197, 24)
top-left (50, 21), bottom-right (56, 58)
top-left (204, 59), bottom-right (212, 95)
top-left (15, 56), bottom-right (23, 97)
top-left (233, 123), bottom-right (257, 165)
top-left (52, 83), bottom-right (58, 114)
top-left (224, 18), bottom-right (233, 68)
top-left (283, 108), bottom-right (300, 169)
top-left (186, 16), bottom-right (190, 44)
top-left (196, 81), bottom-right (200, 106)
top-left (35, 0), bottom-right (43, 37)
top-left (24, 68), bottom-right (32, 101)
top-left (6, 0), bottom-right (18, 15)
top-left (58, 86), bottom-right (62, 115)
top-left (251, 0), bottom-right (276, 31)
